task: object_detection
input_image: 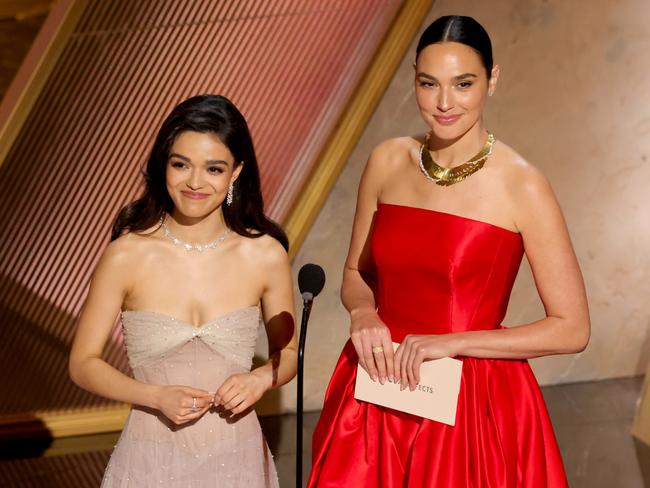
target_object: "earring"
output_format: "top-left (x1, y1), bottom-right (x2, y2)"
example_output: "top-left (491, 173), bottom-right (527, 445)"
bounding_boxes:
top-left (226, 184), bottom-right (234, 206)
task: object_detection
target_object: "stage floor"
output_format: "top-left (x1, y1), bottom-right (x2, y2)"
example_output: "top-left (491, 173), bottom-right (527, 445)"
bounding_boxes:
top-left (0, 376), bottom-right (646, 487)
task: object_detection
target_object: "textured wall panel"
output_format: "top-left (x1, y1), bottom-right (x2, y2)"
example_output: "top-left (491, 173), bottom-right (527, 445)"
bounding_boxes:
top-left (0, 0), bottom-right (404, 415)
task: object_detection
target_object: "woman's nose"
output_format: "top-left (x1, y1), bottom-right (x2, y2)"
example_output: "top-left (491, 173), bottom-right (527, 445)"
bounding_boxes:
top-left (436, 88), bottom-right (453, 112)
top-left (186, 169), bottom-right (203, 189)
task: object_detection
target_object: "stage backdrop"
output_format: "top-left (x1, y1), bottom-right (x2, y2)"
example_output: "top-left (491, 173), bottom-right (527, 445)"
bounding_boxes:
top-left (0, 0), bottom-right (408, 424)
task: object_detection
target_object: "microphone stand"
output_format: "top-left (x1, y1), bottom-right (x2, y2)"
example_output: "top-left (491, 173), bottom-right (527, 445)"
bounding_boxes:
top-left (296, 292), bottom-right (313, 488)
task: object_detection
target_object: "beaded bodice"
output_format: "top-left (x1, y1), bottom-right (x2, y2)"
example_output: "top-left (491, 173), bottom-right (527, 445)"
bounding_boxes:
top-left (120, 306), bottom-right (261, 370)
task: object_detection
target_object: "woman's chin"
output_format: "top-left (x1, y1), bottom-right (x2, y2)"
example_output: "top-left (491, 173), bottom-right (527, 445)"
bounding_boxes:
top-left (170, 204), bottom-right (223, 221)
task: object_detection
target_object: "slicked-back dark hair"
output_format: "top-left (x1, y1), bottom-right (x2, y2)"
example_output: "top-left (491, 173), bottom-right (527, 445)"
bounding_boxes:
top-left (416, 15), bottom-right (493, 78)
top-left (111, 94), bottom-right (288, 251)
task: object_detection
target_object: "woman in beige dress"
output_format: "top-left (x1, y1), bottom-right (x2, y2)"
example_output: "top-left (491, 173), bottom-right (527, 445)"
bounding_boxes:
top-left (69, 95), bottom-right (296, 487)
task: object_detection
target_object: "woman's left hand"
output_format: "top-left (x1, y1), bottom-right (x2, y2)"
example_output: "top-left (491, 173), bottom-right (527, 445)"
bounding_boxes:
top-left (214, 371), bottom-right (269, 416)
top-left (394, 334), bottom-right (458, 391)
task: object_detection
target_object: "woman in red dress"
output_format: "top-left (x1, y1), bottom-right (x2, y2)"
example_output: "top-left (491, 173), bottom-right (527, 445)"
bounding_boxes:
top-left (308, 16), bottom-right (589, 487)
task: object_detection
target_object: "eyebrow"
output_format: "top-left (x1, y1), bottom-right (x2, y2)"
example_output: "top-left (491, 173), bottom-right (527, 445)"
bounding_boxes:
top-left (416, 72), bottom-right (478, 81)
top-left (169, 153), bottom-right (229, 165)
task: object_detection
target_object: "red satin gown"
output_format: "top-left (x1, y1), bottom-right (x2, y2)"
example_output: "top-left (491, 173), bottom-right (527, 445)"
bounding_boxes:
top-left (308, 203), bottom-right (568, 488)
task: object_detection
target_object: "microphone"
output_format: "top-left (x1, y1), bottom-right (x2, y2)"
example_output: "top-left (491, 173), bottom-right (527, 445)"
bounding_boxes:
top-left (296, 263), bottom-right (325, 488)
top-left (298, 263), bottom-right (326, 303)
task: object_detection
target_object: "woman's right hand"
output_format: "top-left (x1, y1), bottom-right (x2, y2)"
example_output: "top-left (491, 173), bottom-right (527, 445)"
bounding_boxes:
top-left (152, 385), bottom-right (214, 425)
top-left (350, 308), bottom-right (394, 384)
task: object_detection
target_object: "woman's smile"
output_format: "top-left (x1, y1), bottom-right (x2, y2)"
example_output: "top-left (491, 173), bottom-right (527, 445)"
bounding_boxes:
top-left (433, 114), bottom-right (462, 125)
top-left (181, 190), bottom-right (211, 200)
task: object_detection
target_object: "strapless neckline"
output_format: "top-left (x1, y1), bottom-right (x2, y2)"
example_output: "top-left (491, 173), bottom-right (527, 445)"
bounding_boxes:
top-left (377, 202), bottom-right (520, 236)
top-left (121, 305), bottom-right (260, 330)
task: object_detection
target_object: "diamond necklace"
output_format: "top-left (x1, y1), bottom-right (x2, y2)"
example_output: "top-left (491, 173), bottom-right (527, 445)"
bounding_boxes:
top-left (419, 132), bottom-right (495, 186)
top-left (160, 218), bottom-right (230, 252)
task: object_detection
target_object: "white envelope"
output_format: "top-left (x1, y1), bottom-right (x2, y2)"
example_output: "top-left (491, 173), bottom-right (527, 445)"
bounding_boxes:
top-left (354, 343), bottom-right (463, 426)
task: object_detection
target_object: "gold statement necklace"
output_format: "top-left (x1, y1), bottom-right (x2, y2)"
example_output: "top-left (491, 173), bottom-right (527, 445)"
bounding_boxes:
top-left (418, 132), bottom-right (495, 186)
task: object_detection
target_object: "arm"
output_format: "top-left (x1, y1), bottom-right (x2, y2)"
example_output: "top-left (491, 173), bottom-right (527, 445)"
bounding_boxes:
top-left (215, 239), bottom-right (298, 415)
top-left (343, 144), bottom-right (397, 384)
top-left (454, 165), bottom-right (590, 356)
top-left (396, 165), bottom-right (590, 389)
top-left (69, 238), bottom-right (213, 423)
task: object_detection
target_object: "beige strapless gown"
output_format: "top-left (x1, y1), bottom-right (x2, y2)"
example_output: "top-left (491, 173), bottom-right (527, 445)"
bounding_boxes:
top-left (101, 307), bottom-right (279, 488)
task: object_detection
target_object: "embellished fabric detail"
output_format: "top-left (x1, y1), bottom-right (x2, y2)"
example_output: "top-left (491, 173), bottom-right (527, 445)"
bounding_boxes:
top-left (121, 307), bottom-right (261, 370)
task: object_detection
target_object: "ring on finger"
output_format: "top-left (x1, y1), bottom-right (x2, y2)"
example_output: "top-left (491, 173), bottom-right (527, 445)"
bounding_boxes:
top-left (372, 345), bottom-right (384, 354)
top-left (191, 397), bottom-right (198, 411)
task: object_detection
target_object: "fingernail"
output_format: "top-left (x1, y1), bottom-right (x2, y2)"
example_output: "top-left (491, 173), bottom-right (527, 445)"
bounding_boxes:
top-left (379, 377), bottom-right (386, 385)
top-left (372, 375), bottom-right (378, 382)
top-left (389, 376), bottom-right (394, 383)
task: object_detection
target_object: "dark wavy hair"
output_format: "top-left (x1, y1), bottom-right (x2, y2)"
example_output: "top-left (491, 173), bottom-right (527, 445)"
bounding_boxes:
top-left (111, 94), bottom-right (288, 250)
top-left (416, 16), bottom-right (493, 78)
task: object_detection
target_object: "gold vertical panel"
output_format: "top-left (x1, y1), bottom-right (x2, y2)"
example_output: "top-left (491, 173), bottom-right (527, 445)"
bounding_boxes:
top-left (0, 0), bottom-right (405, 431)
top-left (284, 0), bottom-right (434, 256)
top-left (0, 0), bottom-right (86, 164)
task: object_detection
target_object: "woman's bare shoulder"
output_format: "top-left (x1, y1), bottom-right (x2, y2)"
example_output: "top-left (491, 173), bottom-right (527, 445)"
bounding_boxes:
top-left (370, 135), bottom-right (421, 162)
top-left (488, 139), bottom-right (558, 228)
top-left (364, 135), bottom-right (423, 179)
top-left (490, 140), bottom-right (551, 194)
top-left (99, 228), bottom-right (163, 270)
top-left (232, 233), bottom-right (289, 268)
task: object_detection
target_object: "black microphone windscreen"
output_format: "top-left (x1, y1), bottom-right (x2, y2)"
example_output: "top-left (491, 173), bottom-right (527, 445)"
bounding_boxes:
top-left (298, 263), bottom-right (326, 298)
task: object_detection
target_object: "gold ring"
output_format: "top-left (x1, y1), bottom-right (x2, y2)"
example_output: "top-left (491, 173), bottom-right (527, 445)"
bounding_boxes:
top-left (372, 346), bottom-right (384, 354)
